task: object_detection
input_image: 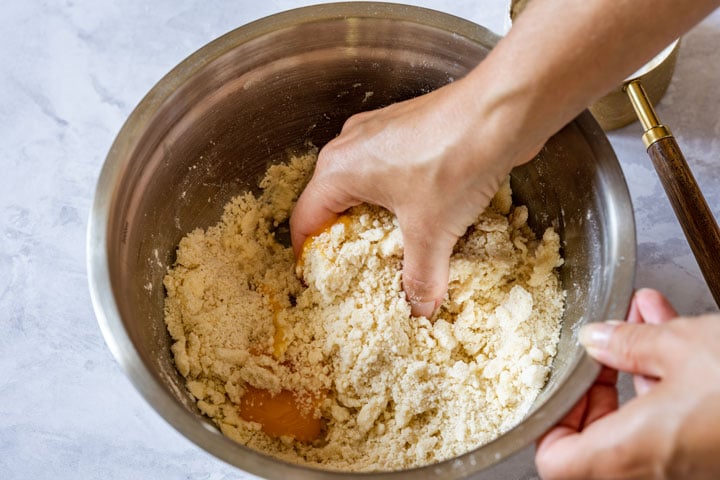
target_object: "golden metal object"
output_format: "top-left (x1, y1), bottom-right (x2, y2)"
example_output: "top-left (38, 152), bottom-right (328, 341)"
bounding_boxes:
top-left (625, 81), bottom-right (662, 129)
top-left (591, 42), bottom-right (679, 130)
top-left (640, 125), bottom-right (673, 149)
top-left (625, 81), bottom-right (674, 148)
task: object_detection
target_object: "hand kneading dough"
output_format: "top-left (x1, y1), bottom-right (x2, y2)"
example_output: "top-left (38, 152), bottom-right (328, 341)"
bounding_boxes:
top-left (163, 150), bottom-right (565, 471)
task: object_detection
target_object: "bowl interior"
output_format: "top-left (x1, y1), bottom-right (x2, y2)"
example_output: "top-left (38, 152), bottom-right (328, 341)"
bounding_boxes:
top-left (91, 4), bottom-right (635, 478)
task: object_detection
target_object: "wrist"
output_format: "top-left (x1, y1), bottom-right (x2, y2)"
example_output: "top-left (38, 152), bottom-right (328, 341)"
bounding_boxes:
top-left (449, 64), bottom-right (548, 171)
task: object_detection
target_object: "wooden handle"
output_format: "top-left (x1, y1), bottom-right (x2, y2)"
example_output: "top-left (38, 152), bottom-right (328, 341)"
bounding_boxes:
top-left (648, 136), bottom-right (720, 307)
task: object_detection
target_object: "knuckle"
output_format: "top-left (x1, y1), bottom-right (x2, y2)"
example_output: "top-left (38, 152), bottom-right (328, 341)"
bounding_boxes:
top-left (402, 271), bottom-right (444, 303)
top-left (316, 145), bottom-right (337, 169)
top-left (604, 442), bottom-right (642, 476)
top-left (401, 225), bottom-right (433, 250)
top-left (595, 433), bottom-right (667, 479)
top-left (617, 323), bottom-right (640, 352)
top-left (611, 322), bottom-right (682, 376)
top-left (613, 324), bottom-right (655, 371)
top-left (340, 111), bottom-right (370, 132)
top-left (315, 150), bottom-right (347, 184)
top-left (399, 213), bottom-right (456, 246)
top-left (339, 118), bottom-right (355, 134)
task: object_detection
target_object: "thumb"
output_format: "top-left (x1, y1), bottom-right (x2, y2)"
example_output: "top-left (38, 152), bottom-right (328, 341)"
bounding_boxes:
top-left (400, 224), bottom-right (455, 318)
top-left (290, 176), bottom-right (358, 260)
top-left (579, 321), bottom-right (672, 378)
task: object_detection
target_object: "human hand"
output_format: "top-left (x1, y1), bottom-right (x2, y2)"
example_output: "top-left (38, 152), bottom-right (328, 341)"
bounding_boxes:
top-left (536, 288), bottom-right (720, 479)
top-left (289, 0), bottom-right (718, 319)
top-left (290, 77), bottom-right (543, 317)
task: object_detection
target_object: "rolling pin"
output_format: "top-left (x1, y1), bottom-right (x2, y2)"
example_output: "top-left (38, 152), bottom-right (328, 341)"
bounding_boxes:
top-left (625, 80), bottom-right (720, 307)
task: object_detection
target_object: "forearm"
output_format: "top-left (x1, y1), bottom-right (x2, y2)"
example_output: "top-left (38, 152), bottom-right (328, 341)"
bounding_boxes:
top-left (459, 0), bottom-right (719, 164)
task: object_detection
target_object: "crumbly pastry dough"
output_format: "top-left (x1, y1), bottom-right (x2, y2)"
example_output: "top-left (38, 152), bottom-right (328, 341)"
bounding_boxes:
top-left (163, 151), bottom-right (565, 471)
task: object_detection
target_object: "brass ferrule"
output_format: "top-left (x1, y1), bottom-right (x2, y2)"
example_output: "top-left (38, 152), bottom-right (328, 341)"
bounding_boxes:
top-left (641, 125), bottom-right (673, 149)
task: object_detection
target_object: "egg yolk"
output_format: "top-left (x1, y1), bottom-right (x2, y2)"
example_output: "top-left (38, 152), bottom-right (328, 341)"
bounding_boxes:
top-left (238, 387), bottom-right (324, 442)
top-left (296, 215), bottom-right (352, 271)
top-left (239, 218), bottom-right (346, 442)
top-left (256, 284), bottom-right (288, 359)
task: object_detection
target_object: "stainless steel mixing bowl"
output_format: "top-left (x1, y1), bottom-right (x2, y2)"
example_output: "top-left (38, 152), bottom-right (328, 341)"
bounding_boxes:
top-left (87, 3), bottom-right (636, 478)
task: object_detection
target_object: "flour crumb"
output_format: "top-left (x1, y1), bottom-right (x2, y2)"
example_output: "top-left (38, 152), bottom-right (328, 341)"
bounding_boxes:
top-left (163, 150), bottom-right (565, 471)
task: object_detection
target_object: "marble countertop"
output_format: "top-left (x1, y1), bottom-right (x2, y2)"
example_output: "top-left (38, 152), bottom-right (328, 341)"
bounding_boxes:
top-left (1, 1), bottom-right (718, 479)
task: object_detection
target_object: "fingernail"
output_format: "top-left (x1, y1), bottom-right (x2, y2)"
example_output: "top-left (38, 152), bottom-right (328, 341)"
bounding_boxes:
top-left (579, 322), bottom-right (619, 349)
top-left (411, 301), bottom-right (437, 319)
